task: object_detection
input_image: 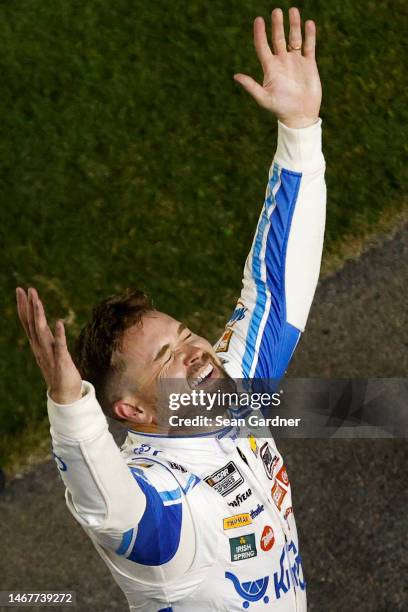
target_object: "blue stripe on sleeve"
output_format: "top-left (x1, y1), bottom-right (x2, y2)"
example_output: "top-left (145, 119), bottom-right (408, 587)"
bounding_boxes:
top-left (241, 166), bottom-right (302, 385)
top-left (253, 169), bottom-right (302, 382)
top-left (117, 468), bottom-right (182, 566)
top-left (242, 164), bottom-right (280, 377)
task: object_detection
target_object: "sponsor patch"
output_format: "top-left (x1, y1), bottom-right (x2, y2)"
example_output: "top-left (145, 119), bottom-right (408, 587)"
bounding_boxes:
top-left (132, 443), bottom-right (161, 456)
top-left (168, 461), bottom-right (187, 473)
top-left (227, 301), bottom-right (248, 327)
top-left (249, 504), bottom-right (265, 520)
top-left (248, 434), bottom-right (258, 456)
top-left (271, 482), bottom-right (287, 510)
top-left (223, 513), bottom-right (252, 530)
top-left (260, 443), bottom-right (278, 480)
top-left (276, 465), bottom-right (290, 487)
top-left (228, 488), bottom-right (252, 508)
top-left (237, 447), bottom-right (249, 465)
top-left (225, 572), bottom-right (270, 606)
top-left (229, 533), bottom-right (257, 562)
top-left (205, 461), bottom-right (243, 497)
top-left (260, 526), bottom-right (275, 552)
top-left (215, 329), bottom-right (233, 353)
top-left (284, 506), bottom-right (293, 520)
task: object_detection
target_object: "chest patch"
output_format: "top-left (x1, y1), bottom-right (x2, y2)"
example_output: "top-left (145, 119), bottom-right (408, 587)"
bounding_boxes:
top-left (229, 533), bottom-right (257, 562)
top-left (223, 513), bottom-right (252, 530)
top-left (205, 461), bottom-right (244, 497)
top-left (260, 443), bottom-right (278, 480)
top-left (260, 525), bottom-right (275, 551)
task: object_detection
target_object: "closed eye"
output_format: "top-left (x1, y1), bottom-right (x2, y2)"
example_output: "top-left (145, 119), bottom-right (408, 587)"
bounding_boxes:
top-left (163, 349), bottom-right (173, 365)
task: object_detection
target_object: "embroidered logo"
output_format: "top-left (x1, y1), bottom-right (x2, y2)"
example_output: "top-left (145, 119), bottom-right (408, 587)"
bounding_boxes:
top-left (205, 462), bottom-right (243, 497)
top-left (249, 504), bottom-right (264, 520)
top-left (228, 488), bottom-right (252, 508)
top-left (225, 572), bottom-right (270, 607)
top-left (227, 301), bottom-right (248, 327)
top-left (271, 482), bottom-right (287, 510)
top-left (223, 513), bottom-right (252, 530)
top-left (260, 526), bottom-right (275, 552)
top-left (248, 434), bottom-right (258, 456)
top-left (229, 534), bottom-right (257, 562)
top-left (168, 461), bottom-right (187, 473)
top-left (215, 329), bottom-right (234, 353)
top-left (260, 443), bottom-right (278, 480)
top-left (276, 465), bottom-right (290, 486)
top-left (284, 507), bottom-right (293, 520)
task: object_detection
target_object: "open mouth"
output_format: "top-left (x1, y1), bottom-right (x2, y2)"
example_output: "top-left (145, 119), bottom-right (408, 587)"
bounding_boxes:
top-left (189, 362), bottom-right (216, 389)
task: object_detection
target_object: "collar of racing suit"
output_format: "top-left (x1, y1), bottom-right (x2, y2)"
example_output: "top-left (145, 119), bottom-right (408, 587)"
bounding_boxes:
top-left (123, 424), bottom-right (241, 457)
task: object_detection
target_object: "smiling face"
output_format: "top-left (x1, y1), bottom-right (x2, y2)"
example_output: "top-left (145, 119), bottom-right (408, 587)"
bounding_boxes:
top-left (111, 311), bottom-right (230, 430)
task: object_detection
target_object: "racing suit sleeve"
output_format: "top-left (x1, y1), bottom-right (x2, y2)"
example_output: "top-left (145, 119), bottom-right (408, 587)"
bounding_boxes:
top-left (214, 118), bottom-right (326, 382)
top-left (48, 382), bottom-right (187, 564)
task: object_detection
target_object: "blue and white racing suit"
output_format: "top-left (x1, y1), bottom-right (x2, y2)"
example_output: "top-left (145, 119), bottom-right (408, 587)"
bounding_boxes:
top-left (48, 119), bottom-right (326, 611)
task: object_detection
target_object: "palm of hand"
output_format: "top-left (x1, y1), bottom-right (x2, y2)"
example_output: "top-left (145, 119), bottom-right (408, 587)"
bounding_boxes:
top-left (262, 55), bottom-right (321, 124)
top-left (234, 8), bottom-right (322, 128)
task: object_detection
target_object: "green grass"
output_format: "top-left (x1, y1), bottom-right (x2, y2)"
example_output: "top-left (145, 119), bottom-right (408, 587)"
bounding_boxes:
top-left (1, 0), bottom-right (407, 469)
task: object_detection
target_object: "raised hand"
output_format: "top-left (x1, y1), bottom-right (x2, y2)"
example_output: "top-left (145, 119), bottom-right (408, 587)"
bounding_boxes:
top-left (234, 7), bottom-right (322, 128)
top-left (16, 287), bottom-right (83, 404)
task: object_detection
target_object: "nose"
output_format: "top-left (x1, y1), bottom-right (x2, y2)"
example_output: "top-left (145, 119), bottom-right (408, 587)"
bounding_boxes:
top-left (181, 344), bottom-right (205, 367)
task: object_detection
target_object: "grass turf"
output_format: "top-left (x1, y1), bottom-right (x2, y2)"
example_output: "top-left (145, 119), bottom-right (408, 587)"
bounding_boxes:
top-left (1, 0), bottom-right (407, 468)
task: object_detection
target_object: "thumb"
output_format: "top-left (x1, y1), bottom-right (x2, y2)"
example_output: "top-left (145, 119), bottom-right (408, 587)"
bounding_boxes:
top-left (233, 73), bottom-right (268, 108)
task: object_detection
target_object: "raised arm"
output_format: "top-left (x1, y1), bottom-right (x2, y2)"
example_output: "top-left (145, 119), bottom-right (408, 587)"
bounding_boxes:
top-left (16, 288), bottom-right (194, 569)
top-left (15, 288), bottom-right (146, 539)
top-left (215, 8), bottom-right (326, 382)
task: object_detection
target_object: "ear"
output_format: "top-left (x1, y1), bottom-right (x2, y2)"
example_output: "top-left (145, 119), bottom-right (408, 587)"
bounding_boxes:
top-left (112, 395), bottom-right (154, 425)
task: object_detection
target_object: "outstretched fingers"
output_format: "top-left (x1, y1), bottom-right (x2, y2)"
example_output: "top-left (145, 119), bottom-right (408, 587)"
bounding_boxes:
top-left (16, 287), bottom-right (81, 401)
top-left (54, 319), bottom-right (68, 361)
top-left (16, 287), bottom-right (56, 378)
top-left (233, 73), bottom-right (269, 108)
top-left (288, 7), bottom-right (302, 52)
top-left (253, 16), bottom-right (273, 69)
top-left (271, 8), bottom-right (287, 55)
top-left (33, 290), bottom-right (56, 368)
top-left (303, 19), bottom-right (316, 59)
top-left (16, 287), bottom-right (31, 340)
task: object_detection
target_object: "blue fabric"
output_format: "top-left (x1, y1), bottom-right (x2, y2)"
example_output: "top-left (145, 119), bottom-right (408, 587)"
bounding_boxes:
top-left (115, 528), bottom-right (134, 555)
top-left (242, 164), bottom-right (280, 377)
top-left (253, 168), bottom-right (302, 383)
top-left (120, 468), bottom-right (182, 566)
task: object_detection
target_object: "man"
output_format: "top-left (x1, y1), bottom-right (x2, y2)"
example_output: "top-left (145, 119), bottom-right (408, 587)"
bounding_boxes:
top-left (16, 7), bottom-right (325, 610)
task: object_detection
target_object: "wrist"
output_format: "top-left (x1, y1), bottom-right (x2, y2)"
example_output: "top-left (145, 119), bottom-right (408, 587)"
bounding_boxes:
top-left (277, 115), bottom-right (320, 129)
top-left (275, 117), bottom-right (325, 173)
top-left (48, 385), bottom-right (84, 405)
top-left (47, 381), bottom-right (108, 441)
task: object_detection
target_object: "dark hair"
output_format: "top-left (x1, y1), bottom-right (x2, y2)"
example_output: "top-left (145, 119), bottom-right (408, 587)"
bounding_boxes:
top-left (74, 289), bottom-right (154, 419)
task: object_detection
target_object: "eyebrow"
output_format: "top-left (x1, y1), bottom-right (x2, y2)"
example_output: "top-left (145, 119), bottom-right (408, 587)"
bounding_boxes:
top-left (153, 323), bottom-right (187, 362)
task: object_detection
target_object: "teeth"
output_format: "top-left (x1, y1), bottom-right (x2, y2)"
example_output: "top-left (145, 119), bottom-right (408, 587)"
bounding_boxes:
top-left (200, 363), bottom-right (213, 379)
top-left (189, 363), bottom-right (214, 388)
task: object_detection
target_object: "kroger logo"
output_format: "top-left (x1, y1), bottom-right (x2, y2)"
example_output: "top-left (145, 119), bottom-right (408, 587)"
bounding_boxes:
top-left (225, 572), bottom-right (269, 608)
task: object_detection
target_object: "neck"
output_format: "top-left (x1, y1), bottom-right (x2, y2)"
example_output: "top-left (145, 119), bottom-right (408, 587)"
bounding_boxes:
top-left (125, 410), bottom-right (231, 437)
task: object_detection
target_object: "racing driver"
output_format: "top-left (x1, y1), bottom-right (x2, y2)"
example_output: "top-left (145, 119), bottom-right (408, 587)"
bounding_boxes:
top-left (16, 7), bottom-right (326, 611)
